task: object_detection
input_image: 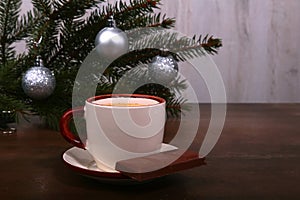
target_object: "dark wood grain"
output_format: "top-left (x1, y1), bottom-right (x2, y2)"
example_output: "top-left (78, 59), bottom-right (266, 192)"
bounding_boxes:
top-left (0, 104), bottom-right (299, 199)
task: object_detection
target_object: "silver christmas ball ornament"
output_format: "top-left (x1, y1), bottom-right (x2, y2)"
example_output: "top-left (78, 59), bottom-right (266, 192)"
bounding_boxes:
top-left (148, 55), bottom-right (179, 84)
top-left (95, 16), bottom-right (129, 61)
top-left (22, 56), bottom-right (56, 100)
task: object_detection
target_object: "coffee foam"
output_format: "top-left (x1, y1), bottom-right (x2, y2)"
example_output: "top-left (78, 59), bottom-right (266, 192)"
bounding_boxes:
top-left (93, 97), bottom-right (159, 107)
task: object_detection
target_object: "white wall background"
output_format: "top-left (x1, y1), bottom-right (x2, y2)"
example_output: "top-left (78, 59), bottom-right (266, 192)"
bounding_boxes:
top-left (20, 0), bottom-right (300, 103)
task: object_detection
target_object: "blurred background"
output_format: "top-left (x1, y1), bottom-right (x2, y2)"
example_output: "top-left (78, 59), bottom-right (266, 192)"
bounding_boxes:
top-left (20, 0), bottom-right (300, 103)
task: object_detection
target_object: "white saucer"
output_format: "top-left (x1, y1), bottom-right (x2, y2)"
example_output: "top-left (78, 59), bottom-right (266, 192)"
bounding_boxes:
top-left (62, 144), bottom-right (178, 182)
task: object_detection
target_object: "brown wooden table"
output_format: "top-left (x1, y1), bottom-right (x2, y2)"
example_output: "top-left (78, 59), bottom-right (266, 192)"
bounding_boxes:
top-left (1, 104), bottom-right (299, 199)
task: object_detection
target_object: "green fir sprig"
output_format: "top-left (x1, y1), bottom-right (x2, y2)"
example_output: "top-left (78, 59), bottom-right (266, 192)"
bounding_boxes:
top-left (0, 0), bottom-right (222, 130)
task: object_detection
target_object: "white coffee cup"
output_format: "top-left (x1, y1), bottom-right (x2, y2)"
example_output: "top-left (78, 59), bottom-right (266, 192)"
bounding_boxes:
top-left (60, 94), bottom-right (166, 171)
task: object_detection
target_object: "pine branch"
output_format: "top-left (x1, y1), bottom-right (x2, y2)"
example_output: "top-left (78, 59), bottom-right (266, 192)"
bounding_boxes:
top-left (12, 9), bottom-right (41, 41)
top-left (103, 0), bottom-right (174, 30)
top-left (0, 94), bottom-right (30, 112)
top-left (51, 0), bottom-right (104, 20)
top-left (0, 0), bottom-right (22, 63)
top-left (0, 62), bottom-right (31, 112)
top-left (101, 28), bottom-right (222, 118)
top-left (166, 96), bottom-right (187, 117)
top-left (106, 0), bottom-right (159, 17)
top-left (102, 30), bottom-right (222, 87)
top-left (31, 0), bottom-right (52, 16)
top-left (195, 34), bottom-right (222, 55)
top-left (129, 29), bottom-right (204, 58)
top-left (43, 0), bottom-right (174, 71)
top-left (100, 61), bottom-right (187, 117)
top-left (129, 29), bottom-right (222, 61)
top-left (148, 17), bottom-right (175, 28)
top-left (24, 1), bottom-right (102, 68)
top-left (0, 0), bottom-right (222, 130)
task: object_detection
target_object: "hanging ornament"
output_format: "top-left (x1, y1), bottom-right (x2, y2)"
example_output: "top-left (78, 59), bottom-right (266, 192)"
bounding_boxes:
top-left (148, 54), bottom-right (179, 84)
top-left (95, 15), bottom-right (129, 61)
top-left (22, 56), bottom-right (56, 100)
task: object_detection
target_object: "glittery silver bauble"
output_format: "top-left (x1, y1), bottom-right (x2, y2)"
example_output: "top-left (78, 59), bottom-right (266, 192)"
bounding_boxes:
top-left (22, 57), bottom-right (56, 100)
top-left (148, 55), bottom-right (179, 84)
top-left (95, 16), bottom-right (129, 61)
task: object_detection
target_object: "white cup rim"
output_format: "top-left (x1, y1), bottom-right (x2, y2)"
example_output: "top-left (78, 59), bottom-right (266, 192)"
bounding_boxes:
top-left (86, 94), bottom-right (166, 109)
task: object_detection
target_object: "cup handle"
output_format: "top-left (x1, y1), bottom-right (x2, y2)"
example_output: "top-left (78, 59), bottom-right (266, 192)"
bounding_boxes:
top-left (59, 107), bottom-right (85, 149)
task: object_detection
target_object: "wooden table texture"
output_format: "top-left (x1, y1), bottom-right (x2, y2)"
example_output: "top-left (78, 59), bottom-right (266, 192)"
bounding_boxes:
top-left (0, 104), bottom-right (299, 199)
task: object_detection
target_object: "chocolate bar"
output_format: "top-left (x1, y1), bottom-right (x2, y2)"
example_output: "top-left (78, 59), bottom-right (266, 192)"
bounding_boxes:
top-left (116, 150), bottom-right (206, 181)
